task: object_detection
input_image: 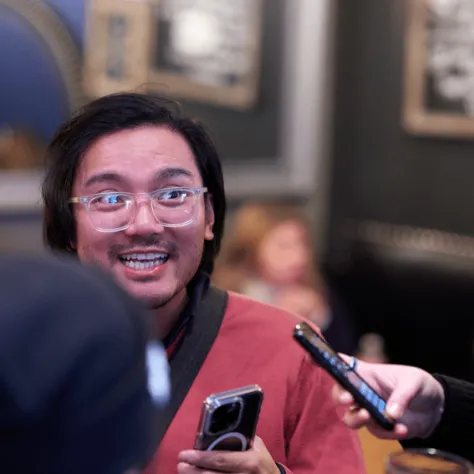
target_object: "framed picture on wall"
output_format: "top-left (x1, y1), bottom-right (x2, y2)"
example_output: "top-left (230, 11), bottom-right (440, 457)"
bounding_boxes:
top-left (403, 0), bottom-right (474, 139)
top-left (84, 0), bottom-right (264, 110)
top-left (83, 0), bottom-right (335, 199)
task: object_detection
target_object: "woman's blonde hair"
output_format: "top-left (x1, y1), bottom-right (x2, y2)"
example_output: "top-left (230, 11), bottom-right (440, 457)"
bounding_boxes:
top-left (213, 201), bottom-right (325, 294)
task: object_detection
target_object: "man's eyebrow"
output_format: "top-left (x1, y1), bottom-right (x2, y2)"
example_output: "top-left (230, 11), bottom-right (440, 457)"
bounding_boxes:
top-left (84, 172), bottom-right (124, 188)
top-left (83, 168), bottom-right (193, 188)
top-left (155, 167), bottom-right (194, 181)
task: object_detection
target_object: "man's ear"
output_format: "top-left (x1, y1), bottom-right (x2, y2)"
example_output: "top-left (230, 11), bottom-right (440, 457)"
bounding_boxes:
top-left (204, 194), bottom-right (215, 241)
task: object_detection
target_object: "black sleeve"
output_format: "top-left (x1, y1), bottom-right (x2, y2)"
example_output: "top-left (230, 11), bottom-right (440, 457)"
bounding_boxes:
top-left (401, 374), bottom-right (474, 463)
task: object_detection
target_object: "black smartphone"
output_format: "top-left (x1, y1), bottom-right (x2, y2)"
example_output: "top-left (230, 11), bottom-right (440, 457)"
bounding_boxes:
top-left (293, 322), bottom-right (395, 431)
top-left (194, 384), bottom-right (264, 451)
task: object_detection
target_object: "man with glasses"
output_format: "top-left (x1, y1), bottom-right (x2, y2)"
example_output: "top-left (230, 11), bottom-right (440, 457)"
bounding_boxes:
top-left (42, 92), bottom-right (365, 474)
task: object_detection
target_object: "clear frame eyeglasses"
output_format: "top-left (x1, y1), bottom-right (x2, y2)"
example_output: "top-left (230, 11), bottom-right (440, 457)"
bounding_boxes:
top-left (68, 187), bottom-right (208, 233)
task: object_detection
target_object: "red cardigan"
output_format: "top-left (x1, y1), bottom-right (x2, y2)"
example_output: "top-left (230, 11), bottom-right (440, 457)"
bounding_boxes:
top-left (146, 292), bottom-right (366, 473)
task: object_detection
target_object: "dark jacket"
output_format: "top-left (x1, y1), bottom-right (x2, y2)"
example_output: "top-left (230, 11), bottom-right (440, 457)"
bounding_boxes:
top-left (0, 254), bottom-right (168, 473)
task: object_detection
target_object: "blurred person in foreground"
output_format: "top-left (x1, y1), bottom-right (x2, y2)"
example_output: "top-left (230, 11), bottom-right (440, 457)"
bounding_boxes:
top-left (332, 356), bottom-right (474, 462)
top-left (0, 254), bottom-right (169, 473)
top-left (213, 201), bottom-right (358, 354)
top-left (41, 92), bottom-right (365, 474)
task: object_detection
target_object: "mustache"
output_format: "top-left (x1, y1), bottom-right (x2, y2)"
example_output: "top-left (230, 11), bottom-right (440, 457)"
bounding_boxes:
top-left (108, 236), bottom-right (178, 259)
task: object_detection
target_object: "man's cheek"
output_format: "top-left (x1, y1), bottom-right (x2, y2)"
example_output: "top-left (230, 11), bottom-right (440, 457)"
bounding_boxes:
top-left (78, 240), bottom-right (112, 267)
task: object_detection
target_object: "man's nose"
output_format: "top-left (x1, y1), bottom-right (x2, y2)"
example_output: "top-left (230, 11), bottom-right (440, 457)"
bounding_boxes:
top-left (125, 200), bottom-right (164, 235)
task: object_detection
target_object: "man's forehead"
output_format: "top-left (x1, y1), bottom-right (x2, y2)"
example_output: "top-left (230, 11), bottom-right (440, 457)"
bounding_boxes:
top-left (80, 127), bottom-right (195, 166)
top-left (74, 127), bottom-right (200, 186)
top-left (81, 167), bottom-right (195, 189)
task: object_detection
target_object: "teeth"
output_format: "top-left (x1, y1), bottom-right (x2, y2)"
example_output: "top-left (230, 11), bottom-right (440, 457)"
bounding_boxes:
top-left (121, 253), bottom-right (168, 261)
top-left (119, 252), bottom-right (169, 271)
top-left (122, 260), bottom-right (166, 270)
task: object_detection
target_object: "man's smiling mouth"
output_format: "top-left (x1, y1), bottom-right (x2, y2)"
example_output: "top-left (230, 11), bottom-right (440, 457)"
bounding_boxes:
top-left (118, 252), bottom-right (169, 270)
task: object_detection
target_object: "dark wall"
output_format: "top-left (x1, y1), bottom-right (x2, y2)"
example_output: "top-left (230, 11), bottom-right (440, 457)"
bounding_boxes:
top-left (327, 0), bottom-right (474, 241)
top-left (323, 0), bottom-right (474, 380)
top-left (0, 0), bottom-right (286, 163)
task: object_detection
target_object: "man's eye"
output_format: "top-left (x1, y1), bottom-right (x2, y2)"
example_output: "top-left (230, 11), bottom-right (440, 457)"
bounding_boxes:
top-left (162, 190), bottom-right (182, 199)
top-left (160, 190), bottom-right (187, 202)
top-left (100, 194), bottom-right (124, 204)
top-left (92, 194), bottom-right (127, 207)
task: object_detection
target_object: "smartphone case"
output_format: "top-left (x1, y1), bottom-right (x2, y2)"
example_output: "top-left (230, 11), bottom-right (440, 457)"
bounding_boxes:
top-left (194, 384), bottom-right (264, 451)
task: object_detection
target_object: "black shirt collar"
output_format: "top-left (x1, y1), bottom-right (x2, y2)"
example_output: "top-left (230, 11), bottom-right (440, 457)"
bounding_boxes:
top-left (162, 272), bottom-right (210, 349)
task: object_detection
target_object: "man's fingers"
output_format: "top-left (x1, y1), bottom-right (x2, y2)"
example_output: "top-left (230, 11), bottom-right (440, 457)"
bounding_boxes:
top-left (367, 422), bottom-right (409, 440)
top-left (252, 436), bottom-right (265, 451)
top-left (343, 407), bottom-right (410, 441)
top-left (177, 463), bottom-right (220, 474)
top-left (384, 380), bottom-right (423, 419)
top-left (178, 450), bottom-right (235, 472)
top-left (332, 384), bottom-right (354, 406)
top-left (177, 462), bottom-right (197, 473)
top-left (178, 448), bottom-right (259, 473)
top-left (338, 354), bottom-right (353, 365)
top-left (342, 407), bottom-right (371, 429)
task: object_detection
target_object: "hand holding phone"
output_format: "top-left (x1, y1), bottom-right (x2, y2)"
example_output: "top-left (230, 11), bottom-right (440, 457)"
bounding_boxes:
top-left (194, 385), bottom-right (264, 451)
top-left (293, 322), bottom-right (395, 431)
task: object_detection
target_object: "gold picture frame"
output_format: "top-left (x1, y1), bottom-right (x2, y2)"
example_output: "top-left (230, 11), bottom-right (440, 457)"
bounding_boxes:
top-left (403, 0), bottom-right (474, 138)
top-left (84, 0), bottom-right (264, 110)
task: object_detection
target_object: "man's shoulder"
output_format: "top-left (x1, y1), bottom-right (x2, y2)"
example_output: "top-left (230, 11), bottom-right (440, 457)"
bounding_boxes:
top-left (217, 290), bottom-right (325, 388)
top-left (223, 290), bottom-right (322, 337)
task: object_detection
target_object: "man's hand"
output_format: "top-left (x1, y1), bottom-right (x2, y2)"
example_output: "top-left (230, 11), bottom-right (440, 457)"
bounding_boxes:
top-left (177, 437), bottom-right (280, 473)
top-left (332, 356), bottom-right (446, 440)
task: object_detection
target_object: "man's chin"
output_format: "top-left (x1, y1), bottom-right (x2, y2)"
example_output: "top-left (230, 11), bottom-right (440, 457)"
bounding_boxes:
top-left (143, 294), bottom-right (175, 310)
top-left (115, 278), bottom-right (172, 306)
top-left (126, 287), bottom-right (174, 308)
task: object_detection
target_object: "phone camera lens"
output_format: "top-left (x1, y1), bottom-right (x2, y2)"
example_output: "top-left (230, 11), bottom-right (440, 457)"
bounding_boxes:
top-left (208, 401), bottom-right (241, 434)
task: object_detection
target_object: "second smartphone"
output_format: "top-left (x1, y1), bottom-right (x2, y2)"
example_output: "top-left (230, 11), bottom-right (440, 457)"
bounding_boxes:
top-left (194, 384), bottom-right (264, 451)
top-left (293, 322), bottom-right (395, 431)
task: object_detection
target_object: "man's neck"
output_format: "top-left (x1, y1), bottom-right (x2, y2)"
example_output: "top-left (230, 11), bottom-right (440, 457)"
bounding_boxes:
top-left (153, 288), bottom-right (189, 340)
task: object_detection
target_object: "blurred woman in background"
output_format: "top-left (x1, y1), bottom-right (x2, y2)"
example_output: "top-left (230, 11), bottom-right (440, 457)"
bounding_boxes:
top-left (213, 201), bottom-right (358, 354)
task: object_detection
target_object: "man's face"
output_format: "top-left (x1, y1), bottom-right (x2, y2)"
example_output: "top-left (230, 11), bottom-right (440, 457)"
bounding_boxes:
top-left (71, 125), bottom-right (215, 309)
